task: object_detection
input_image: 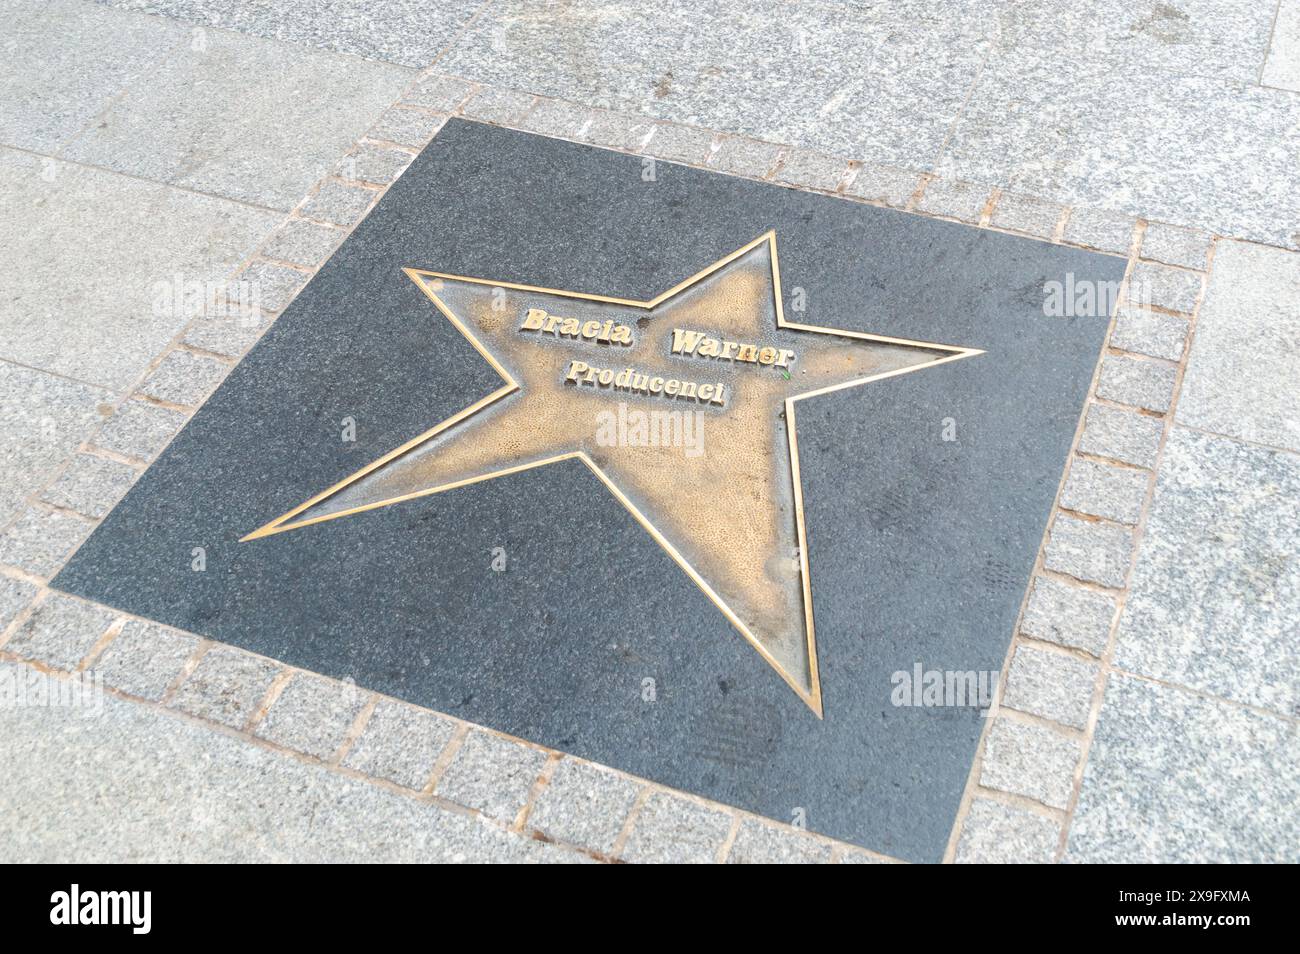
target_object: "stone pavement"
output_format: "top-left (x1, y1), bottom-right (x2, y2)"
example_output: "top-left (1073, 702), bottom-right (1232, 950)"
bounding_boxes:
top-left (1, 0), bottom-right (1296, 863)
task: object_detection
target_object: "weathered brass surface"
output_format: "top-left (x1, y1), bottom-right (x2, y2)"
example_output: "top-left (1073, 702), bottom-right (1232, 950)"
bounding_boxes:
top-left (243, 233), bottom-right (981, 715)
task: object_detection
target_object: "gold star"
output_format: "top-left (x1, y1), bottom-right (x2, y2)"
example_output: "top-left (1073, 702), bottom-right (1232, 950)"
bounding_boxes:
top-left (242, 233), bottom-right (981, 716)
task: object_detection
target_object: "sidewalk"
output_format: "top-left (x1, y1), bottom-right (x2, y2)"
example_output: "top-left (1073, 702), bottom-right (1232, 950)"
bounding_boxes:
top-left (1, 0), bottom-right (1296, 863)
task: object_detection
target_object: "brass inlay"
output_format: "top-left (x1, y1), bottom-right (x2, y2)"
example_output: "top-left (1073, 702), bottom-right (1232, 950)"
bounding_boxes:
top-left (242, 233), bottom-right (982, 717)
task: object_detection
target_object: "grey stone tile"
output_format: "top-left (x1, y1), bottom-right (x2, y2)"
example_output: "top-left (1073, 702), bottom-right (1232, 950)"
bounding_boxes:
top-left (138, 350), bottom-right (230, 407)
top-left (341, 699), bottom-right (456, 790)
top-left (368, 107), bottom-right (446, 150)
top-left (644, 124), bottom-right (716, 165)
top-left (335, 143), bottom-right (414, 187)
top-left (0, 669), bottom-right (577, 862)
top-left (93, 399), bottom-right (187, 461)
top-left (1067, 674), bottom-right (1299, 863)
top-left (0, 149), bottom-right (278, 390)
top-left (260, 219), bottom-right (344, 268)
top-left (4, 593), bottom-right (115, 670)
top-left (40, 454), bottom-right (138, 520)
top-left (96, 0), bottom-right (483, 68)
top-left (1021, 575), bottom-right (1116, 657)
top-left (954, 798), bottom-right (1060, 864)
top-left (0, 0), bottom-right (183, 152)
top-left (0, 507), bottom-right (94, 579)
top-left (994, 0), bottom-right (1276, 83)
top-left (403, 74), bottom-right (476, 112)
top-left (1115, 428), bottom-right (1300, 715)
top-left (1061, 207), bottom-right (1135, 255)
top-left (1140, 223), bottom-right (1213, 270)
top-left (255, 672), bottom-right (369, 760)
top-left (435, 730), bottom-right (548, 823)
top-left (917, 178), bottom-right (991, 222)
top-left (0, 574), bottom-right (39, 633)
top-left (438, 2), bottom-right (995, 169)
top-left (93, 619), bottom-right (200, 701)
top-left (1177, 240), bottom-right (1300, 451)
top-left (183, 314), bottom-right (269, 358)
top-left (1060, 458), bottom-right (1149, 525)
top-left (1263, 0), bottom-right (1300, 92)
top-left (238, 260), bottom-right (308, 314)
top-left (1078, 404), bottom-right (1163, 468)
top-left (940, 57), bottom-right (1300, 248)
top-left (1096, 354), bottom-right (1177, 413)
top-left (774, 150), bottom-right (848, 192)
top-left (622, 790), bottom-right (733, 864)
top-left (726, 818), bottom-right (831, 864)
top-left (709, 137), bottom-right (785, 179)
top-left (1003, 644), bottom-right (1098, 730)
top-left (461, 86), bottom-right (536, 125)
top-left (1128, 261), bottom-right (1202, 314)
top-left (1109, 305), bottom-right (1189, 361)
top-left (169, 644), bottom-right (282, 728)
top-left (990, 192), bottom-right (1064, 237)
top-left (527, 758), bottom-right (640, 855)
top-left (299, 180), bottom-right (377, 226)
top-left (0, 362), bottom-right (107, 525)
top-left (844, 161), bottom-right (923, 208)
top-left (979, 717), bottom-right (1081, 810)
top-left (63, 28), bottom-right (411, 210)
top-left (1043, 513), bottom-right (1133, 589)
top-left (581, 110), bottom-right (655, 151)
top-left (517, 98), bottom-right (600, 140)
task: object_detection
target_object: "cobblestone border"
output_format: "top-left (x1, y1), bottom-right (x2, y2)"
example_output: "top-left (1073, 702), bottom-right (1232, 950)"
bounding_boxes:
top-left (0, 67), bottom-right (1239, 863)
top-left (0, 597), bottom-right (894, 864)
top-left (948, 228), bottom-right (1216, 863)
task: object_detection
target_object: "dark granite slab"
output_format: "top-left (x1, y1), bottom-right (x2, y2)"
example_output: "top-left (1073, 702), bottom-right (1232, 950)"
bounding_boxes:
top-left (55, 119), bottom-right (1124, 861)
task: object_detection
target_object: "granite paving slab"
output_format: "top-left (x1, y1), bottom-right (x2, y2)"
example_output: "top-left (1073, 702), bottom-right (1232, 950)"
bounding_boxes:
top-left (0, 662), bottom-right (575, 863)
top-left (1176, 240), bottom-right (1300, 452)
top-left (939, 58), bottom-right (1300, 248)
top-left (0, 362), bottom-right (108, 526)
top-left (94, 0), bottom-right (485, 68)
top-left (1115, 427), bottom-right (1300, 716)
top-left (1067, 674), bottom-right (1300, 863)
top-left (62, 26), bottom-right (413, 210)
top-left (0, 149), bottom-right (280, 390)
top-left (0, 0), bottom-right (184, 153)
top-left (436, 0), bottom-right (997, 169)
top-left (1263, 0), bottom-right (1300, 92)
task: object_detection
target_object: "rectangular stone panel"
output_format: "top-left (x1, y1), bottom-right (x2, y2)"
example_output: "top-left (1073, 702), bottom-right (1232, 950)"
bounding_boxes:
top-left (55, 120), bottom-right (1122, 862)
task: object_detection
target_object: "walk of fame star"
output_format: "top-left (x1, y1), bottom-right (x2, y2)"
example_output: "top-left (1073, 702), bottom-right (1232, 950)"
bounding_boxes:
top-left (242, 232), bottom-right (982, 716)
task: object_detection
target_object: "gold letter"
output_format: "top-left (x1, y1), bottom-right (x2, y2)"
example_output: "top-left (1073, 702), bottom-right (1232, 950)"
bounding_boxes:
top-left (670, 328), bottom-right (705, 355)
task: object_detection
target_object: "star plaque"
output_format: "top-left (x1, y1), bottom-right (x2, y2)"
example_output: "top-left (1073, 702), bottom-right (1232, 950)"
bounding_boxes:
top-left (243, 233), bottom-right (981, 715)
top-left (56, 121), bottom-right (1123, 859)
